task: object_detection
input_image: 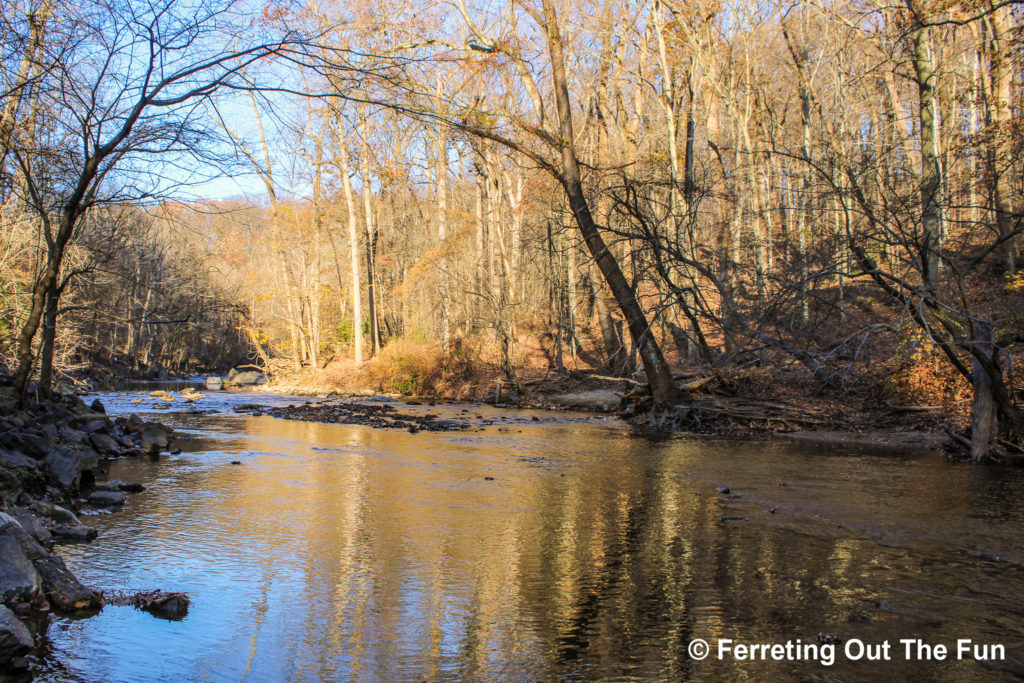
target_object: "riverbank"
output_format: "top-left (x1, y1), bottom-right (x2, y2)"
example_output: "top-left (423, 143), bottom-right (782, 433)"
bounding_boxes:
top-left (0, 387), bottom-right (186, 671)
top-left (256, 358), bottom-right (977, 459)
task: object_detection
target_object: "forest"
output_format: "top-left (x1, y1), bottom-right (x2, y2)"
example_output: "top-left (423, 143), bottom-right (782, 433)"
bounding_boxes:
top-left (1, 0), bottom-right (1022, 461)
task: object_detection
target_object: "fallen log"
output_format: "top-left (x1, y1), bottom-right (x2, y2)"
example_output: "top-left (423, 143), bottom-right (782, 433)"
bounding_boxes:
top-left (106, 589), bottom-right (190, 620)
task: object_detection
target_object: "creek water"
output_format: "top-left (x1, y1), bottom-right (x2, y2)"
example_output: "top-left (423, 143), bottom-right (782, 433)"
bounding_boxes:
top-left (27, 389), bottom-right (1024, 681)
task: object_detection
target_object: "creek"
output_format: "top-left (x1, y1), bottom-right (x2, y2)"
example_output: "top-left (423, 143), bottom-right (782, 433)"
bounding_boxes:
top-left (29, 388), bottom-right (1024, 680)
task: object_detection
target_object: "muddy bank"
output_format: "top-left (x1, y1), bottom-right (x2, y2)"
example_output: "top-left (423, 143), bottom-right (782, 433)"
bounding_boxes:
top-left (0, 388), bottom-right (189, 672)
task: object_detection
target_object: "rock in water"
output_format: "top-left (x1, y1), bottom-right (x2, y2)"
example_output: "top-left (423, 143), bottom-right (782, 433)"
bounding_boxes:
top-left (87, 490), bottom-right (127, 508)
top-left (32, 551), bottom-right (103, 611)
top-left (124, 413), bottom-right (146, 434)
top-left (139, 424), bottom-right (171, 453)
top-left (50, 525), bottom-right (98, 542)
top-left (205, 376), bottom-right (223, 390)
top-left (108, 589), bottom-right (190, 620)
top-left (0, 605), bottom-right (33, 670)
top-left (90, 398), bottom-right (106, 413)
top-left (226, 370), bottom-right (265, 386)
top-left (89, 432), bottom-right (120, 454)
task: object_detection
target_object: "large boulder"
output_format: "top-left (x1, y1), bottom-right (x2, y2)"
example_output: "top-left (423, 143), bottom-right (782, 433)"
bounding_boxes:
top-left (0, 514), bottom-right (43, 605)
top-left (44, 446), bottom-right (98, 491)
top-left (226, 369), bottom-right (265, 386)
top-left (0, 512), bottom-right (100, 611)
top-left (139, 425), bottom-right (171, 453)
top-left (0, 605), bottom-right (33, 671)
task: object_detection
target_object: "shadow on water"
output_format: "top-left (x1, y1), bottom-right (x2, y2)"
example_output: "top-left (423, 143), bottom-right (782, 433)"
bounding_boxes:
top-left (29, 392), bottom-right (1024, 681)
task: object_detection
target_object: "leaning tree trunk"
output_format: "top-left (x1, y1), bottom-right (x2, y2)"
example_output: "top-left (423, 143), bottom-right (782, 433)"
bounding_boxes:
top-left (540, 0), bottom-right (676, 406)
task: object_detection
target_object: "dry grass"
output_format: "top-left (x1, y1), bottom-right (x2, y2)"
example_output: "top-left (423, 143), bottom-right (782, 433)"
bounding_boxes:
top-left (361, 338), bottom-right (476, 398)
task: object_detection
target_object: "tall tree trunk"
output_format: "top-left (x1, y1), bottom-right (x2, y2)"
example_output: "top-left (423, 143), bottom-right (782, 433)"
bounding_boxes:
top-left (436, 129), bottom-right (451, 351)
top-left (359, 124), bottom-right (381, 354)
top-left (907, 3), bottom-right (943, 290)
top-left (982, 5), bottom-right (1018, 272)
top-left (541, 0), bottom-right (675, 405)
top-left (337, 136), bottom-right (363, 364)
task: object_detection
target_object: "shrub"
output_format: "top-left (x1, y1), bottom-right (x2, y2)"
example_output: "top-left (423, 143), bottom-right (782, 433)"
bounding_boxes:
top-left (364, 338), bottom-right (474, 397)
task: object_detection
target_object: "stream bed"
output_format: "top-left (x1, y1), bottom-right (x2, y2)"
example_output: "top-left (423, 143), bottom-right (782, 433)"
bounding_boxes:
top-left (27, 389), bottom-right (1024, 681)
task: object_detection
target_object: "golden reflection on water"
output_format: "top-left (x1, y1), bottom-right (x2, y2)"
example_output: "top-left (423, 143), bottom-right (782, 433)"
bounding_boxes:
top-left (43, 409), bottom-right (1024, 681)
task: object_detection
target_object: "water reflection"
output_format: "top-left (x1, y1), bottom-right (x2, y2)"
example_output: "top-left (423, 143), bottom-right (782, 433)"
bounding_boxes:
top-left (34, 398), bottom-right (1024, 681)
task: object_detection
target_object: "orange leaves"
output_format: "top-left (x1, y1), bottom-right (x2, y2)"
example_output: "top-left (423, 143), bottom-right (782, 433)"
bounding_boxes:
top-left (260, 2), bottom-right (291, 24)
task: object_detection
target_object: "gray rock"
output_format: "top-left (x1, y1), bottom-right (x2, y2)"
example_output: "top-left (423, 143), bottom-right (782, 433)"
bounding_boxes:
top-left (0, 467), bottom-right (23, 504)
top-left (15, 514), bottom-right (51, 544)
top-left (80, 419), bottom-right (108, 433)
top-left (88, 490), bottom-right (126, 507)
top-left (32, 549), bottom-right (102, 611)
top-left (44, 447), bottom-right (97, 490)
top-left (205, 376), bottom-right (223, 390)
top-left (227, 370), bottom-right (265, 386)
top-left (51, 525), bottom-right (98, 542)
top-left (0, 449), bottom-right (38, 470)
top-left (89, 432), bottom-right (120, 454)
top-left (0, 431), bottom-right (49, 458)
top-left (93, 479), bottom-right (123, 491)
top-left (0, 514), bottom-right (42, 605)
top-left (90, 398), bottom-right (106, 413)
top-left (58, 426), bottom-right (88, 444)
top-left (433, 420), bottom-right (471, 431)
top-left (125, 413), bottom-right (146, 435)
top-left (140, 425), bottom-right (170, 453)
top-left (0, 605), bottom-right (33, 670)
top-left (29, 501), bottom-right (81, 526)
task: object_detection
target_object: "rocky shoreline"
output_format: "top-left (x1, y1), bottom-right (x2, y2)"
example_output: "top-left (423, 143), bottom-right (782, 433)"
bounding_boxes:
top-left (0, 389), bottom-right (186, 672)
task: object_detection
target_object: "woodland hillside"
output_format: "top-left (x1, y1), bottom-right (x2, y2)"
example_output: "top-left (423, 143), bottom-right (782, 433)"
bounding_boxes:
top-left (1, 0), bottom-right (1021, 460)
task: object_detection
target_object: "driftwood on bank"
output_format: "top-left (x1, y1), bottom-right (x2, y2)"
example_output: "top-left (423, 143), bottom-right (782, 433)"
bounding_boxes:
top-left (105, 589), bottom-right (190, 620)
top-left (618, 375), bottom-right (841, 433)
top-left (627, 396), bottom-right (838, 432)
